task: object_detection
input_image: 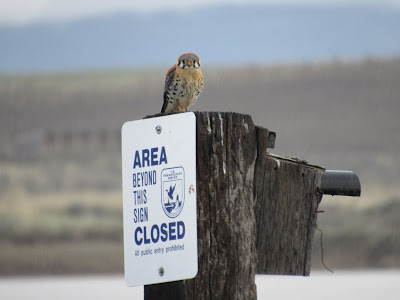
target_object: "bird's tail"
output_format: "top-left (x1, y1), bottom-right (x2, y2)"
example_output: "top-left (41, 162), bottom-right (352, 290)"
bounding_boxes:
top-left (161, 93), bottom-right (167, 113)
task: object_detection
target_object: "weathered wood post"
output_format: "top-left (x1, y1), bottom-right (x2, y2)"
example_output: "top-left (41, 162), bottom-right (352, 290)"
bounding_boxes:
top-left (254, 128), bottom-right (324, 275)
top-left (144, 111), bottom-right (324, 299)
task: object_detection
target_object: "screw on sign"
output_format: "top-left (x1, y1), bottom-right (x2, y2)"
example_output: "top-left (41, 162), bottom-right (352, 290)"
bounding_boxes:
top-left (122, 112), bottom-right (197, 287)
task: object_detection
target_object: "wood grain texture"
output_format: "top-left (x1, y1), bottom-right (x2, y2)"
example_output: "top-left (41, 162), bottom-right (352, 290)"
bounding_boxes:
top-left (183, 112), bottom-right (258, 300)
top-left (145, 112), bottom-right (323, 299)
top-left (254, 126), bottom-right (323, 275)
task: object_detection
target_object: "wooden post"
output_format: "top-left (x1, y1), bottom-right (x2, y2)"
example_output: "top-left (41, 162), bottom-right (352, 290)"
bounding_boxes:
top-left (144, 112), bottom-right (324, 299)
top-left (254, 127), bottom-right (324, 275)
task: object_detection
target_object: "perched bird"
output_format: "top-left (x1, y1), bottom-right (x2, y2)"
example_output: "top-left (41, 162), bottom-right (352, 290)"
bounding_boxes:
top-left (161, 53), bottom-right (204, 113)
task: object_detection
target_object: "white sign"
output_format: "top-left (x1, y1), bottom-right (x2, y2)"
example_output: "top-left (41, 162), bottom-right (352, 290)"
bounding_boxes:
top-left (121, 112), bottom-right (198, 287)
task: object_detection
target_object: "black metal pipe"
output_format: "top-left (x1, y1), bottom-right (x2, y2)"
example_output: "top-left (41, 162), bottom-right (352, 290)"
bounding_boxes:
top-left (321, 170), bottom-right (361, 197)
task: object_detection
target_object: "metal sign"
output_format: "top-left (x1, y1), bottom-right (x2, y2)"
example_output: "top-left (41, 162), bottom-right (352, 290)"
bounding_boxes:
top-left (121, 112), bottom-right (198, 287)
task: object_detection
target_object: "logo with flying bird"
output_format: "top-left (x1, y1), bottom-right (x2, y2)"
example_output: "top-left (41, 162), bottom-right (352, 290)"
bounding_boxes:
top-left (161, 167), bottom-right (185, 218)
top-left (166, 184), bottom-right (176, 204)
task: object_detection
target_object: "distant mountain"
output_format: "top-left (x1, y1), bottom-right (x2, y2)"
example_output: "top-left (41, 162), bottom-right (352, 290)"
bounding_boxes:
top-left (1, 5), bottom-right (400, 73)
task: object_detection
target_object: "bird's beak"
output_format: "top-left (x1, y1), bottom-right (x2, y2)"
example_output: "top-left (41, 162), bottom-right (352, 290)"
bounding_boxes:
top-left (185, 60), bottom-right (193, 67)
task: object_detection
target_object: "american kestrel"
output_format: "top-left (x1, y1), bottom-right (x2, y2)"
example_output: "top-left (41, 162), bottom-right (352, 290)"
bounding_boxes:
top-left (161, 53), bottom-right (204, 113)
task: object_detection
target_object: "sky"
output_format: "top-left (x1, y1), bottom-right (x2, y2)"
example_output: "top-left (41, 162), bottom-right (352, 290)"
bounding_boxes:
top-left (0, 0), bottom-right (399, 25)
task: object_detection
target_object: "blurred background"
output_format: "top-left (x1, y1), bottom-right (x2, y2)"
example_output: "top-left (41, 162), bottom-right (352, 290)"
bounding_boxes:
top-left (0, 0), bottom-right (399, 286)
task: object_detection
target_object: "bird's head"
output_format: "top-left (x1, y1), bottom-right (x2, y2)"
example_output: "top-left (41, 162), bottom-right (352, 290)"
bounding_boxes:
top-left (177, 53), bottom-right (201, 70)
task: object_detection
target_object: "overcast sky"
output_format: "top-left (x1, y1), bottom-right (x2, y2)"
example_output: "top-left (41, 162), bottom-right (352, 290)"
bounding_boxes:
top-left (0, 0), bottom-right (399, 25)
